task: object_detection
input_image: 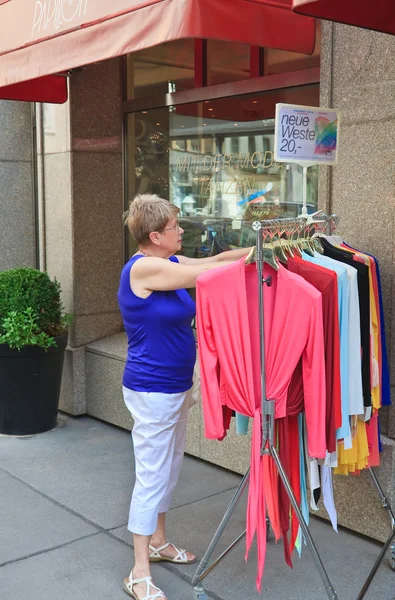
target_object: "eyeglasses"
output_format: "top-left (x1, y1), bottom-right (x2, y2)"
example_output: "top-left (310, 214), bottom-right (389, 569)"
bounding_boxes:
top-left (162, 220), bottom-right (180, 232)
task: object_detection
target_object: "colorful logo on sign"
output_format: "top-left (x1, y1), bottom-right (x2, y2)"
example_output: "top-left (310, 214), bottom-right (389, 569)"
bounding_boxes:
top-left (314, 117), bottom-right (338, 155)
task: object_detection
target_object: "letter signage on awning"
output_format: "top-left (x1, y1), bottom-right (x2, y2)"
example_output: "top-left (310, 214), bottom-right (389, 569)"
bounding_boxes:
top-left (0, 0), bottom-right (316, 103)
top-left (274, 103), bottom-right (340, 165)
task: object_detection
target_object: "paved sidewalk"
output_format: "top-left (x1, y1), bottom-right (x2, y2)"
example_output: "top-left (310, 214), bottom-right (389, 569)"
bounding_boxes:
top-left (0, 415), bottom-right (394, 600)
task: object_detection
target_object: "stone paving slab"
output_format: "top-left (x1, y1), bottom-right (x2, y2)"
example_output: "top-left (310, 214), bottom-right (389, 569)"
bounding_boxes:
top-left (0, 469), bottom-right (97, 566)
top-left (0, 533), bottom-right (193, 600)
top-left (153, 489), bottom-right (395, 600)
top-left (0, 416), bottom-right (394, 600)
top-left (0, 417), bottom-right (133, 529)
top-left (0, 416), bottom-right (240, 531)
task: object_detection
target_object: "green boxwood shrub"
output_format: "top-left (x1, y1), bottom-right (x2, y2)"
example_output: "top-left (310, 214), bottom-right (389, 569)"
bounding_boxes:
top-left (0, 268), bottom-right (72, 350)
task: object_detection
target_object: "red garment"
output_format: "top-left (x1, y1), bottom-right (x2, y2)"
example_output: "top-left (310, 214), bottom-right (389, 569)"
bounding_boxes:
top-left (289, 415), bottom-right (301, 553)
top-left (196, 259), bottom-right (326, 590)
top-left (277, 417), bottom-right (293, 568)
top-left (277, 360), bottom-right (304, 566)
top-left (367, 412), bottom-right (380, 467)
top-left (277, 412), bottom-right (302, 566)
top-left (288, 256), bottom-right (341, 451)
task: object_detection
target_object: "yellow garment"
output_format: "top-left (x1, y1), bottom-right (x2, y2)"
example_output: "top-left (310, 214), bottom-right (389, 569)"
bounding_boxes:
top-left (353, 252), bottom-right (380, 409)
top-left (334, 419), bottom-right (369, 475)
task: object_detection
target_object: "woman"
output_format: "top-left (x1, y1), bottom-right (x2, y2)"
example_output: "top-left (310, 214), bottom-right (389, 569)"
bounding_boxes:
top-left (118, 194), bottom-right (251, 600)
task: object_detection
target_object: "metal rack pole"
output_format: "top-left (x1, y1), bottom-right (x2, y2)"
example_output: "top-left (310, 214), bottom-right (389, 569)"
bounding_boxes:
top-left (191, 221), bottom-right (276, 600)
top-left (355, 468), bottom-right (395, 599)
top-left (270, 444), bottom-right (338, 600)
top-left (368, 467), bottom-right (395, 522)
top-left (356, 527), bottom-right (395, 600)
top-left (192, 470), bottom-right (250, 598)
top-left (252, 222), bottom-right (270, 452)
top-left (368, 467), bottom-right (395, 571)
top-left (192, 216), bottom-right (392, 600)
top-left (253, 220), bottom-right (337, 600)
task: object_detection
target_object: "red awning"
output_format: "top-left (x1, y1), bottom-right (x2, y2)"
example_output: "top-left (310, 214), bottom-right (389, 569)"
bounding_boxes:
top-left (0, 0), bottom-right (315, 104)
top-left (0, 76), bottom-right (68, 104)
top-left (293, 0), bottom-right (395, 36)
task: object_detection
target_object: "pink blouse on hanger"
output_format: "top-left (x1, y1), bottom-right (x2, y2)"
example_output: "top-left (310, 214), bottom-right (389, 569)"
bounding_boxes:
top-left (196, 258), bottom-right (326, 590)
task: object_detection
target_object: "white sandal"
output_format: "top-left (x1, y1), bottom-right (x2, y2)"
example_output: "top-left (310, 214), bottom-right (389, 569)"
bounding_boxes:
top-left (149, 541), bottom-right (195, 564)
top-left (123, 574), bottom-right (166, 600)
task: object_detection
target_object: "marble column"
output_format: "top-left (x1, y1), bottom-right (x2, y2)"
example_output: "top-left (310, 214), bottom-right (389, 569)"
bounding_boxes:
top-left (318, 21), bottom-right (395, 542)
top-left (0, 101), bottom-right (36, 270)
top-left (39, 58), bottom-right (124, 415)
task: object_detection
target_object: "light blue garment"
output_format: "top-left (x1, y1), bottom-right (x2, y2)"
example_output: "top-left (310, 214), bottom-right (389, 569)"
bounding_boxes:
top-left (236, 413), bottom-right (249, 435)
top-left (302, 252), bottom-right (351, 442)
top-left (310, 253), bottom-right (363, 419)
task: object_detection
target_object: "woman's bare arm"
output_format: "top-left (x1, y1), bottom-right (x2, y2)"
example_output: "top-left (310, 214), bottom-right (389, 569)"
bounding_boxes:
top-left (130, 257), bottom-right (235, 294)
top-left (177, 247), bottom-right (253, 266)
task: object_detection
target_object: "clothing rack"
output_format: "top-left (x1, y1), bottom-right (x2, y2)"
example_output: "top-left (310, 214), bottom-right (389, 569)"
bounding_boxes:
top-left (192, 215), bottom-right (395, 600)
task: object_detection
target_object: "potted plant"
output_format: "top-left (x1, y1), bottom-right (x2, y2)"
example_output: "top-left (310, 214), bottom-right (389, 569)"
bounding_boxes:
top-left (0, 267), bottom-right (72, 435)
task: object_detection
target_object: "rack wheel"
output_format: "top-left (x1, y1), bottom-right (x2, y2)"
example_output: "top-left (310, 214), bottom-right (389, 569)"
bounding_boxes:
top-left (193, 585), bottom-right (208, 600)
top-left (266, 516), bottom-right (270, 541)
top-left (390, 546), bottom-right (395, 571)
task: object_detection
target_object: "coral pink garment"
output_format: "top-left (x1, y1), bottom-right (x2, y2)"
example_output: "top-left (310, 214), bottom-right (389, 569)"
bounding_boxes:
top-left (196, 259), bottom-right (326, 590)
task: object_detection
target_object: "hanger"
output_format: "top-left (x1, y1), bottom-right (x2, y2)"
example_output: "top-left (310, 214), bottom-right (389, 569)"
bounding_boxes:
top-left (328, 215), bottom-right (343, 245)
top-left (262, 245), bottom-right (280, 271)
top-left (287, 221), bottom-right (302, 257)
top-left (309, 221), bottom-right (325, 255)
top-left (268, 218), bottom-right (299, 259)
top-left (268, 224), bottom-right (288, 264)
top-left (297, 223), bottom-right (314, 257)
top-left (283, 222), bottom-right (299, 258)
top-left (304, 222), bottom-right (324, 255)
top-left (274, 219), bottom-right (295, 260)
top-left (245, 246), bottom-right (256, 265)
top-left (244, 245), bottom-right (280, 271)
top-left (313, 214), bottom-right (342, 247)
top-left (263, 226), bottom-right (281, 270)
top-left (312, 236), bottom-right (324, 255)
top-left (245, 227), bottom-right (280, 271)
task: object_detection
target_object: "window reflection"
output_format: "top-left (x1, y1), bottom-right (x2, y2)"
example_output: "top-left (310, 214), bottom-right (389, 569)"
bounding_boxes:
top-left (207, 40), bottom-right (251, 85)
top-left (126, 85), bottom-right (320, 258)
top-left (125, 40), bottom-right (195, 99)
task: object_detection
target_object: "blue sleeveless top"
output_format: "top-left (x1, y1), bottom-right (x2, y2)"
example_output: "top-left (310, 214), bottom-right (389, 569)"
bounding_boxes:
top-left (118, 255), bottom-right (196, 393)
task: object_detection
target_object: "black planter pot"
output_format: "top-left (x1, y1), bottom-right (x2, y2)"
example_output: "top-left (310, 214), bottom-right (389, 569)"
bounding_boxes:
top-left (0, 334), bottom-right (68, 435)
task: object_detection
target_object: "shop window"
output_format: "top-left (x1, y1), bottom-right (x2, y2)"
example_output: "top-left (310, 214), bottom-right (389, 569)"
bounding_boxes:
top-left (125, 39), bottom-right (195, 99)
top-left (207, 40), bottom-right (251, 86)
top-left (125, 84), bottom-right (319, 258)
top-left (125, 39), bottom-right (255, 100)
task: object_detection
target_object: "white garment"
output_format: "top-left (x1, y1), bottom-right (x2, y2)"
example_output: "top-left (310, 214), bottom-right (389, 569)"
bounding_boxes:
top-left (123, 386), bottom-right (189, 536)
top-left (316, 254), bottom-right (364, 417)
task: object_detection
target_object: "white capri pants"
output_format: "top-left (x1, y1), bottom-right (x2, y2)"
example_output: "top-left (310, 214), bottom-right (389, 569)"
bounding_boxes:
top-left (123, 386), bottom-right (189, 536)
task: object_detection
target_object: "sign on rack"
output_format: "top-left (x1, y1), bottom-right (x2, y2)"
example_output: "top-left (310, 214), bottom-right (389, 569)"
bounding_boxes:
top-left (274, 103), bottom-right (340, 166)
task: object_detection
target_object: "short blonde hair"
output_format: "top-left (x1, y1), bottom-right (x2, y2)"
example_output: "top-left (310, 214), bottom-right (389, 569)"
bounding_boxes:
top-left (123, 194), bottom-right (179, 245)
